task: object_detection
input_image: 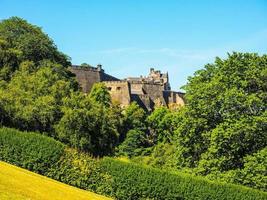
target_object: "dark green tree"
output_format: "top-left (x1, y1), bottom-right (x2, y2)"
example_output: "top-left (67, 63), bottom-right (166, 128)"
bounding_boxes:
top-left (115, 102), bottom-right (149, 156)
top-left (122, 102), bottom-right (147, 131)
top-left (117, 129), bottom-right (148, 157)
top-left (0, 17), bottom-right (70, 67)
top-left (55, 92), bottom-right (119, 156)
top-left (147, 106), bottom-right (173, 143)
top-left (0, 17), bottom-right (72, 84)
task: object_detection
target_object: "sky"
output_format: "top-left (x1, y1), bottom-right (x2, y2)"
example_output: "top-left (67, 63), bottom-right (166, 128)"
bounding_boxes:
top-left (1, 0), bottom-right (267, 90)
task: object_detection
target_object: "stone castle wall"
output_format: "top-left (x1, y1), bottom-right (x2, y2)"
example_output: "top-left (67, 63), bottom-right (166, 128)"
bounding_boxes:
top-left (70, 66), bottom-right (119, 93)
top-left (164, 91), bottom-right (185, 107)
top-left (102, 81), bottom-right (131, 107)
top-left (70, 65), bottom-right (185, 111)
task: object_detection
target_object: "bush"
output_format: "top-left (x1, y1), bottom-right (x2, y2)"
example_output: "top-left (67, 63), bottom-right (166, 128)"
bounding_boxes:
top-left (232, 148), bottom-right (267, 191)
top-left (99, 158), bottom-right (267, 200)
top-left (0, 127), bottom-right (64, 174)
top-left (47, 148), bottom-right (114, 195)
top-left (0, 127), bottom-right (113, 195)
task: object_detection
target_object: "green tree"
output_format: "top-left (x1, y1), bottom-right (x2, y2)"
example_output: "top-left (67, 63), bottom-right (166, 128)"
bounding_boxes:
top-left (55, 92), bottom-right (119, 156)
top-left (0, 17), bottom-right (70, 67)
top-left (117, 129), bottom-right (148, 157)
top-left (0, 17), bottom-right (71, 84)
top-left (0, 38), bottom-right (22, 81)
top-left (122, 102), bottom-right (147, 131)
top-left (233, 147), bottom-right (267, 191)
top-left (147, 106), bottom-right (174, 143)
top-left (89, 83), bottom-right (111, 108)
top-left (115, 102), bottom-right (149, 156)
top-left (0, 61), bottom-right (76, 133)
top-left (173, 52), bottom-right (267, 181)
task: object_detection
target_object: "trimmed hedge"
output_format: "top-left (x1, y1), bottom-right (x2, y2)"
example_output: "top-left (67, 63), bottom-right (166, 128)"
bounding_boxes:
top-left (0, 127), bottom-right (65, 174)
top-left (100, 158), bottom-right (267, 200)
top-left (0, 127), bottom-right (266, 200)
top-left (0, 127), bottom-right (112, 194)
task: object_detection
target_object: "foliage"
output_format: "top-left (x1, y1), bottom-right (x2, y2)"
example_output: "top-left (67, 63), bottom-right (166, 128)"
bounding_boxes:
top-left (172, 53), bottom-right (267, 178)
top-left (132, 53), bottom-right (267, 192)
top-left (139, 142), bottom-right (178, 169)
top-left (0, 127), bottom-right (65, 174)
top-left (47, 148), bottom-right (114, 195)
top-left (55, 92), bottom-right (119, 156)
top-left (0, 127), bottom-right (113, 196)
top-left (116, 102), bottom-right (149, 156)
top-left (1, 127), bottom-right (266, 200)
top-left (122, 102), bottom-right (147, 132)
top-left (99, 158), bottom-right (267, 200)
top-left (0, 161), bottom-right (112, 200)
top-left (0, 38), bottom-right (22, 81)
top-left (0, 17), bottom-right (70, 70)
top-left (0, 61), bottom-right (77, 133)
top-left (89, 83), bottom-right (111, 108)
top-left (147, 106), bottom-right (181, 144)
top-left (231, 147), bottom-right (267, 191)
top-left (117, 129), bottom-right (148, 157)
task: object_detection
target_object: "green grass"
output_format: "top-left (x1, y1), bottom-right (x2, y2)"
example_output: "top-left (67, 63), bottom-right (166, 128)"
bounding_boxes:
top-left (0, 161), bottom-right (112, 200)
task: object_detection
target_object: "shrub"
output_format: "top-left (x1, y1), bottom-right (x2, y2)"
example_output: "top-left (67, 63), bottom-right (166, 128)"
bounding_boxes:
top-left (47, 148), bottom-right (114, 195)
top-left (0, 127), bottom-right (64, 174)
top-left (232, 148), bottom-right (267, 191)
top-left (99, 158), bottom-right (267, 200)
top-left (0, 127), bottom-right (113, 195)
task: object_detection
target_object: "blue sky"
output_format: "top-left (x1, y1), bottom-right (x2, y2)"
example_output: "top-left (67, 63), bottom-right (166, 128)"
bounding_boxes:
top-left (1, 0), bottom-right (267, 90)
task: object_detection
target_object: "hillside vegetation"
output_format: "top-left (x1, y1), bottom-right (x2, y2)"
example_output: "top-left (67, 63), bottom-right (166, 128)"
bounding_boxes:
top-left (1, 127), bottom-right (266, 200)
top-left (0, 161), bottom-right (112, 200)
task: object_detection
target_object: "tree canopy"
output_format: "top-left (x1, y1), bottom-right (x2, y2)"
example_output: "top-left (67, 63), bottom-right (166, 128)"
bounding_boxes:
top-left (0, 17), bottom-right (70, 81)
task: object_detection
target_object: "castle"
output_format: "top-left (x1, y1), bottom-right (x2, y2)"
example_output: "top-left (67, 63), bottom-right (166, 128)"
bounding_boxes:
top-left (70, 64), bottom-right (185, 111)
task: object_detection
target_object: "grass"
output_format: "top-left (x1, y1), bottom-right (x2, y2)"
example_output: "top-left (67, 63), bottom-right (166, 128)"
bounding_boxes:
top-left (0, 161), bottom-right (112, 200)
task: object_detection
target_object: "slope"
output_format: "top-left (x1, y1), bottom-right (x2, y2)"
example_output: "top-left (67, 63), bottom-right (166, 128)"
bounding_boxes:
top-left (0, 161), bottom-right (112, 200)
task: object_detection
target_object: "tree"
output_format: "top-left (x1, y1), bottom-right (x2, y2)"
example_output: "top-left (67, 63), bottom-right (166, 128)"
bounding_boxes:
top-left (0, 38), bottom-right (22, 81)
top-left (117, 129), bottom-right (148, 157)
top-left (233, 147), bottom-right (267, 191)
top-left (0, 61), bottom-right (76, 133)
top-left (122, 102), bottom-right (147, 131)
top-left (89, 83), bottom-right (111, 108)
top-left (55, 93), bottom-right (119, 156)
top-left (147, 106), bottom-right (172, 143)
top-left (0, 17), bottom-right (70, 81)
top-left (174, 52), bottom-right (267, 174)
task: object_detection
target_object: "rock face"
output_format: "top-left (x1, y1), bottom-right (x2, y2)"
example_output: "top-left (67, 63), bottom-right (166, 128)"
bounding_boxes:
top-left (70, 65), bottom-right (185, 111)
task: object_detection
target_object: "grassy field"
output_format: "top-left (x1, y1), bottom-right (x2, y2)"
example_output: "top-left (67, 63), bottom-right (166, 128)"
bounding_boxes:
top-left (0, 161), bottom-right (112, 200)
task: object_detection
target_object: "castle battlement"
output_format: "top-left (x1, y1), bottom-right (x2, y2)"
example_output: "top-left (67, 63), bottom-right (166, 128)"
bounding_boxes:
top-left (71, 64), bottom-right (104, 72)
top-left (102, 80), bottom-right (127, 84)
top-left (70, 64), bottom-right (184, 111)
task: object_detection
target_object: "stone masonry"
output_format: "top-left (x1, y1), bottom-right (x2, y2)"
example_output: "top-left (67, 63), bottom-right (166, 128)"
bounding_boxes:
top-left (70, 65), bottom-right (185, 111)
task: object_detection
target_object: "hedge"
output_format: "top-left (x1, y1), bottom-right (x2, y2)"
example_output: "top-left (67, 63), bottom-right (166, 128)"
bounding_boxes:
top-left (99, 158), bottom-right (267, 200)
top-left (0, 127), bottom-right (112, 194)
top-left (0, 127), bottom-right (65, 174)
top-left (0, 127), bottom-right (266, 200)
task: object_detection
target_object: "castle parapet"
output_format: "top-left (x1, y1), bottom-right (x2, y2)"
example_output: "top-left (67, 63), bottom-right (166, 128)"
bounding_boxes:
top-left (71, 65), bottom-right (104, 72)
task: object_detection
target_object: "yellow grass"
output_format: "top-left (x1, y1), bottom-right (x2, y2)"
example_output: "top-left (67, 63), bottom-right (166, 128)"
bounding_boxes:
top-left (0, 161), bottom-right (112, 200)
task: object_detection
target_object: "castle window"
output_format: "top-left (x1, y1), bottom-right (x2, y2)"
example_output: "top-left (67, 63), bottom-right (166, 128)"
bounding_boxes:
top-left (108, 87), bottom-right (112, 91)
top-left (116, 87), bottom-right (121, 90)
